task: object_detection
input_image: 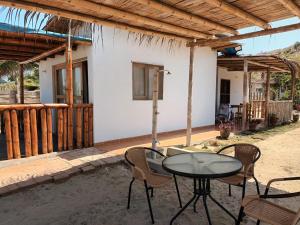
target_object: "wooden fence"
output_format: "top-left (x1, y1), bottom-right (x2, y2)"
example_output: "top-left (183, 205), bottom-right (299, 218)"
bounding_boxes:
top-left (247, 100), bottom-right (293, 123)
top-left (268, 101), bottom-right (293, 124)
top-left (0, 103), bottom-right (93, 160)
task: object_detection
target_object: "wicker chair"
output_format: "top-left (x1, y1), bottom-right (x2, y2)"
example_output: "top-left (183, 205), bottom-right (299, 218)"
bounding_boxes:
top-left (237, 176), bottom-right (300, 225)
top-left (125, 147), bottom-right (182, 224)
top-left (217, 143), bottom-right (261, 199)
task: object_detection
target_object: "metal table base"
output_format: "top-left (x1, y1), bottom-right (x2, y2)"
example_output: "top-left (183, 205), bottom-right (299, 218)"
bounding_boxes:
top-left (170, 178), bottom-right (237, 225)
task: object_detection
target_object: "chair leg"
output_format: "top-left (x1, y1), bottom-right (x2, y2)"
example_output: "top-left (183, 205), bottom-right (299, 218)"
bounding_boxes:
top-left (236, 206), bottom-right (244, 225)
top-left (127, 177), bottom-right (135, 209)
top-left (253, 177), bottom-right (260, 195)
top-left (144, 180), bottom-right (155, 224)
top-left (150, 187), bottom-right (154, 198)
top-left (256, 220), bottom-right (261, 225)
top-left (228, 184), bottom-right (232, 196)
top-left (242, 177), bottom-right (247, 199)
top-left (173, 175), bottom-right (182, 208)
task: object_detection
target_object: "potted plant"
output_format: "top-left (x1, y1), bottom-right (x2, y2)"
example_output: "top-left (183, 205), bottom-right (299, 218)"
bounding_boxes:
top-left (219, 121), bottom-right (232, 139)
top-left (249, 119), bottom-right (262, 132)
top-left (293, 113), bottom-right (299, 122)
top-left (269, 113), bottom-right (278, 127)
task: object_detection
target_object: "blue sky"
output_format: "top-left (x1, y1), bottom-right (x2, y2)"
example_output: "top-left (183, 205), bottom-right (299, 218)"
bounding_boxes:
top-left (0, 8), bottom-right (299, 55)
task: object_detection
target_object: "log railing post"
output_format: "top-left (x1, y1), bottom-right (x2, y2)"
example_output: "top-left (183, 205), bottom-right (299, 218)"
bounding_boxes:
top-left (265, 68), bottom-right (271, 127)
top-left (242, 60), bottom-right (249, 130)
top-left (291, 72), bottom-right (296, 102)
top-left (19, 64), bottom-right (24, 104)
top-left (47, 108), bottom-right (53, 153)
top-left (57, 109), bottom-right (64, 151)
top-left (30, 109), bottom-right (38, 156)
top-left (83, 107), bottom-right (89, 148)
top-left (11, 110), bottom-right (21, 159)
top-left (88, 107), bottom-right (93, 147)
top-left (76, 107), bottom-right (82, 148)
top-left (23, 109), bottom-right (32, 157)
top-left (4, 110), bottom-right (13, 160)
top-left (40, 108), bottom-right (48, 154)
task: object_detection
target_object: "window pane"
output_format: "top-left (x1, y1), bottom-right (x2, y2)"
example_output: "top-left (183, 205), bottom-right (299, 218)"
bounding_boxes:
top-left (133, 65), bottom-right (146, 98)
top-left (57, 69), bottom-right (66, 96)
top-left (73, 67), bottom-right (82, 97)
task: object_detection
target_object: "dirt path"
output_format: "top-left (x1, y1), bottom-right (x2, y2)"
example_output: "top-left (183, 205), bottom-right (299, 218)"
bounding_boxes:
top-left (0, 127), bottom-right (299, 225)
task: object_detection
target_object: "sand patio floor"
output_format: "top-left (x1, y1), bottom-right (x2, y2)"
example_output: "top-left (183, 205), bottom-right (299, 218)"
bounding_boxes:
top-left (0, 127), bottom-right (299, 225)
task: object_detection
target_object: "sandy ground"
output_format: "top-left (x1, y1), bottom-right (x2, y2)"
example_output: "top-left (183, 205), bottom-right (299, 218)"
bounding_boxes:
top-left (0, 128), bottom-right (299, 225)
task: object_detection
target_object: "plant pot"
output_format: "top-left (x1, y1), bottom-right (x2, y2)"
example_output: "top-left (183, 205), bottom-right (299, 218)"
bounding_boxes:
top-left (293, 114), bottom-right (299, 123)
top-left (220, 128), bottom-right (230, 139)
top-left (269, 115), bottom-right (278, 127)
top-left (249, 123), bottom-right (257, 132)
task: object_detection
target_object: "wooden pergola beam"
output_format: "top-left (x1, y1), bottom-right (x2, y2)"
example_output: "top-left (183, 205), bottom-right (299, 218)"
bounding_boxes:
top-left (20, 44), bottom-right (66, 64)
top-left (202, 0), bottom-right (271, 29)
top-left (192, 23), bottom-right (300, 46)
top-left (0, 37), bottom-right (57, 49)
top-left (277, 0), bottom-right (300, 18)
top-left (53, 0), bottom-right (212, 39)
top-left (131, 0), bottom-right (238, 35)
top-left (0, 50), bottom-right (35, 57)
top-left (247, 60), bottom-right (289, 72)
top-left (0, 45), bottom-right (44, 53)
top-left (1, 0), bottom-right (192, 42)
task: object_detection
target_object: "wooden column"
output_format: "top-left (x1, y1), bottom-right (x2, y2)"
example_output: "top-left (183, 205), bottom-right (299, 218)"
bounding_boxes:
top-left (151, 71), bottom-right (159, 150)
top-left (242, 60), bottom-right (249, 130)
top-left (186, 46), bottom-right (195, 146)
top-left (265, 68), bottom-right (271, 127)
top-left (19, 64), bottom-right (24, 104)
top-left (65, 47), bottom-right (73, 105)
top-left (291, 72), bottom-right (296, 102)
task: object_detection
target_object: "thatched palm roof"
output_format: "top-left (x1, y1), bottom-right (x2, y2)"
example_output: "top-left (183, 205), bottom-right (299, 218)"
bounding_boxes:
top-left (1, 0), bottom-right (300, 45)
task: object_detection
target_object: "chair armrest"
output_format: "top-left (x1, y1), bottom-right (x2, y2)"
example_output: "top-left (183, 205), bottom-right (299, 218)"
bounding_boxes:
top-left (145, 147), bottom-right (166, 157)
top-left (217, 144), bottom-right (236, 154)
top-left (133, 166), bottom-right (147, 180)
top-left (262, 176), bottom-right (300, 198)
top-left (243, 163), bottom-right (254, 178)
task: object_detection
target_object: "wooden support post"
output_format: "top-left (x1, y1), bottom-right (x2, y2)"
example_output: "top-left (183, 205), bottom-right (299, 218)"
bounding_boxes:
top-left (19, 64), bottom-right (24, 104)
top-left (40, 108), bottom-right (48, 154)
top-left (186, 46), bottom-right (195, 146)
top-left (30, 109), bottom-right (38, 156)
top-left (4, 110), bottom-right (13, 160)
top-left (151, 71), bottom-right (159, 150)
top-left (23, 109), bottom-right (32, 157)
top-left (291, 72), bottom-right (296, 102)
top-left (265, 68), bottom-right (271, 127)
top-left (242, 60), bottom-right (249, 130)
top-left (67, 107), bottom-right (73, 150)
top-left (57, 109), bottom-right (64, 151)
top-left (47, 108), bottom-right (53, 153)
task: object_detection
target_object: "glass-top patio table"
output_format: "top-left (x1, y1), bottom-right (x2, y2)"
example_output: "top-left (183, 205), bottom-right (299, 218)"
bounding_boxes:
top-left (162, 152), bottom-right (242, 225)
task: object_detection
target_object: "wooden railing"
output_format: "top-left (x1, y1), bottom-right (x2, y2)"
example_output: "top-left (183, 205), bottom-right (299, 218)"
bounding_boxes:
top-left (249, 100), bottom-right (266, 119)
top-left (0, 103), bottom-right (93, 160)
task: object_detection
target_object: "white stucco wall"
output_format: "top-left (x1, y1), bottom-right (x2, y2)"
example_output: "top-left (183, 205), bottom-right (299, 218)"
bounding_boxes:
top-left (40, 27), bottom-right (217, 143)
top-left (217, 67), bottom-right (244, 110)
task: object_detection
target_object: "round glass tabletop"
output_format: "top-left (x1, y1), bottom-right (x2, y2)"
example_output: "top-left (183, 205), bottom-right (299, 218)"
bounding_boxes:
top-left (162, 152), bottom-right (242, 178)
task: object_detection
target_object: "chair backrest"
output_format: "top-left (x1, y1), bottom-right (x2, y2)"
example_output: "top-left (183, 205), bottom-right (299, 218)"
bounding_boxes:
top-left (291, 208), bottom-right (300, 225)
top-left (125, 147), bottom-right (151, 180)
top-left (234, 144), bottom-right (261, 176)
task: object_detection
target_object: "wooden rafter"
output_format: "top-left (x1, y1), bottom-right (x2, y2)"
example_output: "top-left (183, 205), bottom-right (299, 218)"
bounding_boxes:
top-left (202, 0), bottom-right (271, 29)
top-left (277, 0), bottom-right (300, 18)
top-left (0, 45), bottom-right (44, 53)
top-left (0, 0), bottom-right (193, 41)
top-left (0, 50), bottom-right (35, 57)
top-left (20, 44), bottom-right (66, 64)
top-left (131, 0), bottom-right (238, 35)
top-left (192, 23), bottom-right (300, 46)
top-left (52, 0), bottom-right (212, 39)
top-left (0, 37), bottom-right (56, 49)
top-left (246, 60), bottom-right (289, 72)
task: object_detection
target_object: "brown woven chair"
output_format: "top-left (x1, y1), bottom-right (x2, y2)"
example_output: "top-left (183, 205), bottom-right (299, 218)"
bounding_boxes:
top-left (237, 176), bottom-right (300, 225)
top-left (125, 147), bottom-right (182, 224)
top-left (217, 143), bottom-right (261, 199)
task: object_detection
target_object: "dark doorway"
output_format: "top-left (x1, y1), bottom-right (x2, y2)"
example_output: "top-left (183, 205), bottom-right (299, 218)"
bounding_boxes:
top-left (220, 79), bottom-right (230, 104)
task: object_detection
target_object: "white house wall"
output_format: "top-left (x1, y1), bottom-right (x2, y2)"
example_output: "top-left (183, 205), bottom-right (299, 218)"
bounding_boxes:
top-left (39, 27), bottom-right (217, 143)
top-left (217, 67), bottom-right (244, 111)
